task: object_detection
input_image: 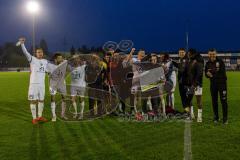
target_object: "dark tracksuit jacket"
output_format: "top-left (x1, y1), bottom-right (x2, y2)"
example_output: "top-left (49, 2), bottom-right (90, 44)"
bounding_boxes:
top-left (205, 57), bottom-right (228, 121)
top-left (182, 54), bottom-right (204, 107)
top-left (186, 54), bottom-right (204, 87)
top-left (172, 56), bottom-right (189, 108)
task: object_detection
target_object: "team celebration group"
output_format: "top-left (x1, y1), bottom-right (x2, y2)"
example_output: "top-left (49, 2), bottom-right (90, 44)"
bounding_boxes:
top-left (17, 38), bottom-right (228, 125)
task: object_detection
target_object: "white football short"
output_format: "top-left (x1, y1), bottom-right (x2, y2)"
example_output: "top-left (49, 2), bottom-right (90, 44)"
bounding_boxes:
top-left (49, 85), bottom-right (67, 96)
top-left (28, 84), bottom-right (45, 101)
top-left (194, 86), bottom-right (203, 96)
top-left (71, 86), bottom-right (86, 97)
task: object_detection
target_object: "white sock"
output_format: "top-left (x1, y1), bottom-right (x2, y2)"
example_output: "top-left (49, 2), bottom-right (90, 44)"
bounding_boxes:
top-left (191, 106), bottom-right (194, 115)
top-left (134, 96), bottom-right (137, 112)
top-left (198, 109), bottom-right (202, 118)
top-left (30, 104), bottom-right (37, 119)
top-left (168, 94), bottom-right (171, 106)
top-left (171, 93), bottom-right (175, 109)
top-left (80, 101), bottom-right (85, 114)
top-left (51, 102), bottom-right (56, 117)
top-left (38, 102), bottom-right (44, 117)
top-left (161, 99), bottom-right (166, 115)
top-left (73, 102), bottom-right (77, 115)
top-left (147, 97), bottom-right (152, 110)
top-left (61, 101), bottom-right (66, 117)
top-left (119, 103), bottom-right (123, 112)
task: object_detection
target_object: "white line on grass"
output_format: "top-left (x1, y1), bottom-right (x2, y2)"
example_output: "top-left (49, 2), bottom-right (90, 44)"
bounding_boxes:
top-left (183, 120), bottom-right (192, 160)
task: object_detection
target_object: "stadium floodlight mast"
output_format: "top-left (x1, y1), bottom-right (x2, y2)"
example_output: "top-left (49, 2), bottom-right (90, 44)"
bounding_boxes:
top-left (26, 0), bottom-right (40, 53)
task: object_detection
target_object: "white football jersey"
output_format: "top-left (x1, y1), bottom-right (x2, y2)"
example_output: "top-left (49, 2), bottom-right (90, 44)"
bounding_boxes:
top-left (47, 60), bottom-right (68, 87)
top-left (29, 57), bottom-right (48, 85)
top-left (70, 65), bottom-right (87, 87)
top-left (165, 61), bottom-right (177, 77)
top-left (164, 60), bottom-right (177, 90)
top-left (21, 44), bottom-right (48, 85)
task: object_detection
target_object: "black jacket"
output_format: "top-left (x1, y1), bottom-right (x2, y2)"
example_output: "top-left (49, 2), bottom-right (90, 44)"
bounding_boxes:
top-left (175, 54), bottom-right (204, 87)
top-left (205, 57), bottom-right (227, 84)
top-left (189, 54), bottom-right (204, 87)
top-left (172, 55), bottom-right (188, 84)
top-left (86, 62), bottom-right (107, 89)
top-left (173, 53), bottom-right (204, 86)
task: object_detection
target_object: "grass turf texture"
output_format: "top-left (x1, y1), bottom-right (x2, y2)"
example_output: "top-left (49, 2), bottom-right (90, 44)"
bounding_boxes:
top-left (0, 72), bottom-right (239, 160)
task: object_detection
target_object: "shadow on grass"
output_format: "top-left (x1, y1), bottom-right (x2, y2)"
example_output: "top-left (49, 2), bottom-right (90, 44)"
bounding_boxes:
top-left (29, 126), bottom-right (38, 160)
top-left (88, 121), bottom-right (130, 160)
top-left (64, 121), bottom-right (129, 159)
top-left (53, 123), bottom-right (71, 160)
top-left (38, 125), bottom-right (51, 159)
top-left (29, 124), bottom-right (52, 160)
top-left (0, 105), bottom-right (29, 122)
top-left (64, 122), bottom-right (96, 160)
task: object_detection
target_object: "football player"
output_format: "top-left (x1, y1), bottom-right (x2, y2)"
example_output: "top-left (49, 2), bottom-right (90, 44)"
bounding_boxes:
top-left (162, 54), bottom-right (177, 109)
top-left (17, 37), bottom-right (48, 124)
top-left (47, 53), bottom-right (68, 121)
top-left (69, 55), bottom-right (87, 120)
top-left (189, 49), bottom-right (204, 122)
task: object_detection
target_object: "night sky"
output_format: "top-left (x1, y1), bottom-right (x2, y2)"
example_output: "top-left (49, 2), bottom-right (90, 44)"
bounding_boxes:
top-left (0, 0), bottom-right (240, 52)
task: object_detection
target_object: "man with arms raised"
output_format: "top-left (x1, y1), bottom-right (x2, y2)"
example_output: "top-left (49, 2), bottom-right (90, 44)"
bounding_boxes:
top-left (17, 37), bottom-right (48, 124)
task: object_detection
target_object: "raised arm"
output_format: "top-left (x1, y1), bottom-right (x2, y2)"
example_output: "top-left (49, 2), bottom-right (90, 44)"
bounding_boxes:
top-left (122, 48), bottom-right (135, 68)
top-left (17, 38), bottom-right (32, 62)
top-left (141, 54), bottom-right (151, 62)
top-left (126, 48), bottom-right (135, 62)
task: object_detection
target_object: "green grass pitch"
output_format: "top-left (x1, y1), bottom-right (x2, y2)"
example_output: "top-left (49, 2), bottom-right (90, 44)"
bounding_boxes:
top-left (0, 72), bottom-right (239, 160)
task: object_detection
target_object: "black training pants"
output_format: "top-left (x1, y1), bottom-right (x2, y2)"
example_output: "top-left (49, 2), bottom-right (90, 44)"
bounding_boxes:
top-left (210, 82), bottom-right (228, 122)
top-left (179, 83), bottom-right (187, 108)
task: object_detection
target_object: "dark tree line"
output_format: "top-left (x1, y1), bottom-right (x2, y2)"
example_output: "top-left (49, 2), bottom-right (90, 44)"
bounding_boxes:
top-left (70, 45), bottom-right (103, 55)
top-left (0, 38), bottom-right (105, 67)
top-left (0, 42), bottom-right (27, 67)
top-left (0, 39), bottom-right (50, 68)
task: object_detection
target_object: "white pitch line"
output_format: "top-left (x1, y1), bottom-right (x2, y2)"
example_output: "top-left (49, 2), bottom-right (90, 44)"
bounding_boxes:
top-left (183, 120), bottom-right (192, 160)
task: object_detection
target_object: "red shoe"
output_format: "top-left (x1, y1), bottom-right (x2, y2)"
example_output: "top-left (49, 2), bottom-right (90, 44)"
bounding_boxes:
top-left (135, 112), bottom-right (144, 121)
top-left (37, 117), bottom-right (48, 122)
top-left (32, 119), bottom-right (38, 125)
